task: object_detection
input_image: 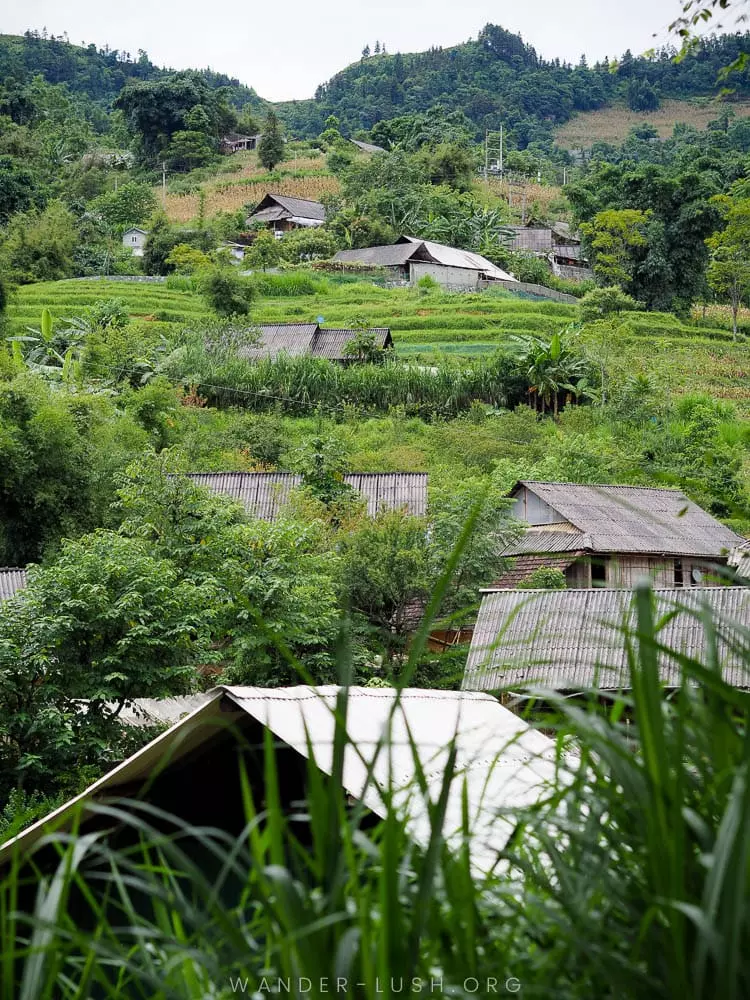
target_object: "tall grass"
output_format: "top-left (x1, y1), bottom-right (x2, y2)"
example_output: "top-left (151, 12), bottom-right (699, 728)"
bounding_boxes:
top-left (2, 583), bottom-right (750, 998)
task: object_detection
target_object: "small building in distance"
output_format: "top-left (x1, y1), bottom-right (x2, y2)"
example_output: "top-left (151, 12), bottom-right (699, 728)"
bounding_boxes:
top-left (221, 132), bottom-right (261, 153)
top-left (349, 138), bottom-right (386, 154)
top-left (333, 236), bottom-right (517, 292)
top-left (246, 193), bottom-right (326, 234)
top-left (185, 472), bottom-right (427, 520)
top-left (237, 322), bottom-right (393, 363)
top-left (0, 568), bottom-right (27, 602)
top-left (122, 227), bottom-right (148, 257)
top-left (462, 586), bottom-right (750, 694)
top-left (498, 481), bottom-right (743, 590)
top-left (505, 223), bottom-right (593, 282)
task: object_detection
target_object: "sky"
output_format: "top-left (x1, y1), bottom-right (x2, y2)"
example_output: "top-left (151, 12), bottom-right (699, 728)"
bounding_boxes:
top-left (0, 0), bottom-right (726, 101)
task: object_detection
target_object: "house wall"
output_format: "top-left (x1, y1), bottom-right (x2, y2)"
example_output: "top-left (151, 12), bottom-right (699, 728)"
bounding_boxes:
top-left (512, 488), bottom-right (568, 526)
top-left (122, 231), bottom-right (146, 257)
top-left (409, 261), bottom-right (481, 292)
top-left (563, 554), bottom-right (727, 589)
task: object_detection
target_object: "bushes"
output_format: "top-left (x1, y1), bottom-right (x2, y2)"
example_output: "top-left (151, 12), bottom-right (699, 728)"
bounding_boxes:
top-left (579, 285), bottom-right (643, 321)
top-left (198, 266), bottom-right (255, 316)
top-left (251, 271), bottom-right (329, 297)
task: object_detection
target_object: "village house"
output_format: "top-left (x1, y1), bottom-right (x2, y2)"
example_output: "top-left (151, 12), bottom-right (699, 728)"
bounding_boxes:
top-left (234, 322), bottom-right (393, 363)
top-left (505, 223), bottom-right (593, 281)
top-left (0, 686), bottom-right (558, 875)
top-left (333, 236), bottom-right (517, 292)
top-left (184, 471), bottom-right (427, 520)
top-left (246, 193), bottom-right (326, 234)
top-left (122, 227), bottom-right (148, 257)
top-left (499, 481), bottom-right (743, 589)
top-left (0, 568), bottom-right (26, 602)
top-left (462, 586), bottom-right (750, 693)
top-left (349, 138), bottom-right (386, 154)
top-left (220, 132), bottom-right (261, 153)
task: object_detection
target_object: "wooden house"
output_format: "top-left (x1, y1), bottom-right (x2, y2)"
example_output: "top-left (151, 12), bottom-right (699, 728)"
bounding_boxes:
top-left (221, 132), bottom-right (261, 153)
top-left (245, 193), bottom-right (325, 234)
top-left (184, 472), bottom-right (427, 520)
top-left (462, 586), bottom-right (750, 693)
top-left (498, 481), bottom-right (743, 589)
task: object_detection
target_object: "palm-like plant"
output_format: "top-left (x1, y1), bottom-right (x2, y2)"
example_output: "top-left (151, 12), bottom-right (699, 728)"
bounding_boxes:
top-left (509, 328), bottom-right (592, 417)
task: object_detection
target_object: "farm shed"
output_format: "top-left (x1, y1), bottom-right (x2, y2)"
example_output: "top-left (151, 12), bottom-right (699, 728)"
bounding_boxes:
top-left (333, 236), bottom-right (516, 291)
top-left (462, 586), bottom-right (750, 693)
top-left (497, 481), bottom-right (743, 589)
top-left (0, 686), bottom-right (559, 874)
top-left (185, 471), bottom-right (428, 519)
top-left (0, 568), bottom-right (26, 602)
top-left (122, 227), bottom-right (148, 257)
top-left (238, 323), bottom-right (393, 362)
top-left (246, 193), bottom-right (325, 233)
top-left (349, 138), bottom-right (385, 153)
top-left (221, 132), bottom-right (261, 153)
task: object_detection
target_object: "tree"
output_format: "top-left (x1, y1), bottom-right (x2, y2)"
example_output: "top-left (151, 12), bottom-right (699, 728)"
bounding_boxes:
top-left (0, 200), bottom-right (78, 283)
top-left (0, 530), bottom-right (218, 801)
top-left (0, 154), bottom-right (38, 222)
top-left (247, 228), bottom-right (280, 271)
top-left (579, 285), bottom-right (641, 322)
top-left (165, 129), bottom-right (216, 172)
top-left (706, 195), bottom-right (750, 340)
top-left (198, 265), bottom-right (255, 315)
top-left (580, 209), bottom-right (651, 291)
top-left (89, 181), bottom-right (157, 229)
top-left (258, 111), bottom-right (284, 170)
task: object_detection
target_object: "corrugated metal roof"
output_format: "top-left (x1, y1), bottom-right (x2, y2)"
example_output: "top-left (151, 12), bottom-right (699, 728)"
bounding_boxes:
top-left (333, 244), bottom-right (419, 267)
top-left (463, 586), bottom-right (750, 691)
top-left (249, 193), bottom-right (325, 223)
top-left (0, 568), bottom-right (27, 601)
top-left (729, 540), bottom-right (750, 580)
top-left (399, 236), bottom-right (517, 281)
top-left (504, 530), bottom-right (589, 555)
top-left (238, 324), bottom-right (393, 362)
top-left (350, 138), bottom-right (385, 153)
top-left (553, 244), bottom-right (585, 262)
top-left (186, 472), bottom-right (428, 518)
top-left (0, 685), bottom-right (559, 873)
top-left (247, 205), bottom-right (288, 223)
top-left (506, 227), bottom-right (554, 253)
top-left (516, 481), bottom-right (743, 557)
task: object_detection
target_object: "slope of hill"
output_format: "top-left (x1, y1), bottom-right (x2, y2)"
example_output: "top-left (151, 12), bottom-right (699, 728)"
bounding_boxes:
top-left (277, 27), bottom-right (750, 139)
top-left (555, 96), bottom-right (750, 148)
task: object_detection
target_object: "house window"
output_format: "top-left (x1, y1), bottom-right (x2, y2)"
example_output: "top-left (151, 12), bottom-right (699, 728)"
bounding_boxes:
top-left (674, 560), bottom-right (684, 587)
top-left (131, 236), bottom-right (138, 243)
top-left (591, 557), bottom-right (607, 586)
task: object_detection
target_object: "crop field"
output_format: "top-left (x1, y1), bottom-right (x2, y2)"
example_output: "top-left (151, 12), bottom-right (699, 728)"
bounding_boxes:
top-left (7, 276), bottom-right (750, 412)
top-left (555, 97), bottom-right (750, 148)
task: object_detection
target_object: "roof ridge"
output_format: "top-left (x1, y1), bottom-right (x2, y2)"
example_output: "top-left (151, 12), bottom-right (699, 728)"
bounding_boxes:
top-left (480, 586), bottom-right (750, 594)
top-left (521, 480), bottom-right (684, 493)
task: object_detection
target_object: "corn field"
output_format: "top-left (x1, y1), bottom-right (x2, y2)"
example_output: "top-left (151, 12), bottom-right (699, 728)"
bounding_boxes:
top-left (165, 174), bottom-right (341, 223)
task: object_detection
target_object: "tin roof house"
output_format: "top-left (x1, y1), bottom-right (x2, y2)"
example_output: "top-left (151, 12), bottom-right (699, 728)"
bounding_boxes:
top-left (0, 686), bottom-right (560, 875)
top-left (185, 472), bottom-right (428, 520)
top-left (238, 323), bottom-right (393, 363)
top-left (462, 586), bottom-right (750, 693)
top-left (333, 236), bottom-right (516, 291)
top-left (498, 481), bottom-right (743, 590)
top-left (122, 227), bottom-right (148, 257)
top-left (246, 193), bottom-right (326, 234)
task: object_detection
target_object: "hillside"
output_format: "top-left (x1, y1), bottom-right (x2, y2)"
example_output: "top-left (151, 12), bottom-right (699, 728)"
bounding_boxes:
top-left (555, 96), bottom-right (750, 148)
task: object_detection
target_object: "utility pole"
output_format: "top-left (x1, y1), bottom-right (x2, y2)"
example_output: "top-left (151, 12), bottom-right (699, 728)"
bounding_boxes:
top-left (161, 161), bottom-right (167, 205)
top-left (499, 124), bottom-right (503, 179)
top-left (484, 129), bottom-right (489, 183)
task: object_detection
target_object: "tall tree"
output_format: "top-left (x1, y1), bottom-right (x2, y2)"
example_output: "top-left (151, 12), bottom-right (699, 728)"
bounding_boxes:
top-left (706, 194), bottom-right (750, 339)
top-left (258, 111), bottom-right (284, 171)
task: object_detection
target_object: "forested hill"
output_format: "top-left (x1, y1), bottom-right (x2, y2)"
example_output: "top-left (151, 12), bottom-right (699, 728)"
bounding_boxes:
top-left (277, 25), bottom-right (750, 140)
top-left (0, 30), bottom-right (266, 111)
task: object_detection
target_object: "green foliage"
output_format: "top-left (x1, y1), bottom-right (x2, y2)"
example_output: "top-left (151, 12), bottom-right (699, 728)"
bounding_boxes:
top-left (706, 191), bottom-right (750, 339)
top-left (258, 110), bottom-right (285, 170)
top-left (517, 565), bottom-right (567, 588)
top-left (122, 377), bottom-right (181, 451)
top-left (198, 265), bottom-right (255, 316)
top-left (0, 529), bottom-right (217, 801)
top-left (165, 243), bottom-right (212, 274)
top-left (276, 227), bottom-right (339, 264)
top-left (246, 228), bottom-right (281, 271)
top-left (0, 200), bottom-right (78, 284)
top-left (89, 181), bottom-right (157, 229)
top-left (580, 208), bottom-right (651, 289)
top-left (579, 285), bottom-right (642, 321)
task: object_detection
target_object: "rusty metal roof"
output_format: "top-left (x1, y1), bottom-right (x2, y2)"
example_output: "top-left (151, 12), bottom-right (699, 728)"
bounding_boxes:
top-left (0, 568), bottom-right (27, 601)
top-left (504, 529), bottom-right (589, 555)
top-left (516, 481), bottom-right (742, 557)
top-left (186, 472), bottom-right (427, 519)
top-left (333, 244), bottom-right (421, 267)
top-left (506, 227), bottom-right (554, 253)
top-left (312, 328), bottom-right (392, 361)
top-left (463, 586), bottom-right (750, 691)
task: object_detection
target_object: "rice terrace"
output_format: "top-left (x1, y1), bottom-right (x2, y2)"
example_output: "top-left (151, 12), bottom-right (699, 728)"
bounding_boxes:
top-left (2, 6), bottom-right (750, 998)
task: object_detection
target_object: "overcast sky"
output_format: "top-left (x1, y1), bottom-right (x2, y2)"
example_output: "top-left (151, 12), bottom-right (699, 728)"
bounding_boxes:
top-left (2, 0), bottom-right (724, 101)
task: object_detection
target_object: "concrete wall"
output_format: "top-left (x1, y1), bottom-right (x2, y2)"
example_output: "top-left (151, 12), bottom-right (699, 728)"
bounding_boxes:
top-left (410, 261), bottom-right (481, 292)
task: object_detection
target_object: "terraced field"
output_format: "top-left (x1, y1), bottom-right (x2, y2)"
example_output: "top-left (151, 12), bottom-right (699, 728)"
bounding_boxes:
top-left (6, 276), bottom-right (750, 411)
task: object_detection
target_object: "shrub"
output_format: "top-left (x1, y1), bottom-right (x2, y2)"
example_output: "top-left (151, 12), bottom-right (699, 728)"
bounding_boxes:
top-left (198, 266), bottom-right (255, 316)
top-left (579, 285), bottom-right (642, 322)
top-left (517, 566), bottom-right (567, 589)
